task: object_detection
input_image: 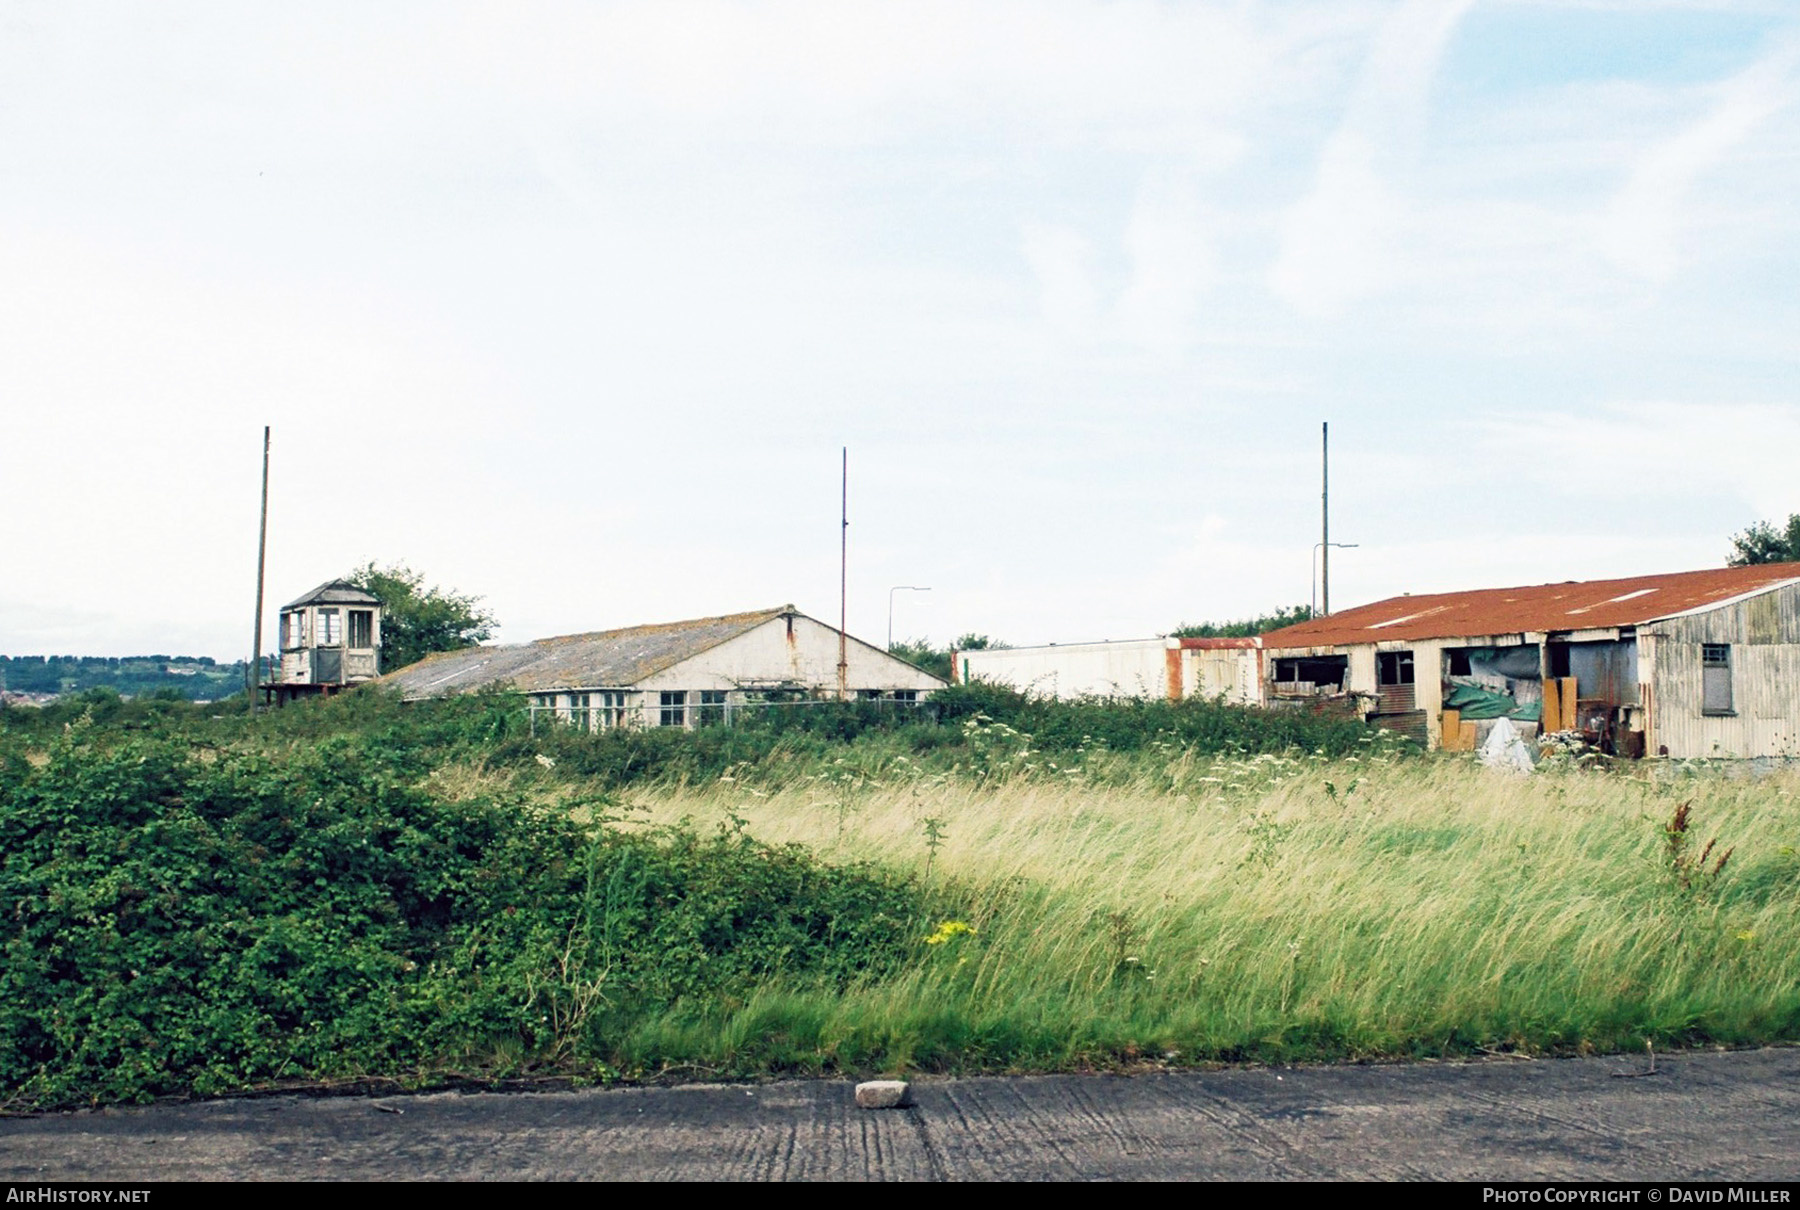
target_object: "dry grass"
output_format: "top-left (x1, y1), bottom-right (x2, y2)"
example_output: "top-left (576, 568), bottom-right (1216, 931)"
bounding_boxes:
top-left (588, 752), bottom-right (1800, 1070)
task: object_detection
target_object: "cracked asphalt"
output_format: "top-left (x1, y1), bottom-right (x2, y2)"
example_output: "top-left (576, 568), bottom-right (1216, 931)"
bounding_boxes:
top-left (3, 1047), bottom-right (1798, 1181)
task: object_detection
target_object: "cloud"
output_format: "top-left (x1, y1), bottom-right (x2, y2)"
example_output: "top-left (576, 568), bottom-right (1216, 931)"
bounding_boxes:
top-left (1020, 170), bottom-right (1216, 355)
top-left (1470, 401), bottom-right (1800, 522)
top-left (1269, 133), bottom-right (1395, 317)
top-left (1598, 40), bottom-right (1799, 281)
top-left (4, 2), bottom-right (1798, 659)
top-left (1114, 172), bottom-right (1216, 356)
top-left (0, 223), bottom-right (503, 657)
top-left (423, 0), bottom-right (1295, 155)
top-left (1020, 223), bottom-right (1101, 341)
top-left (1270, 0), bottom-right (1472, 317)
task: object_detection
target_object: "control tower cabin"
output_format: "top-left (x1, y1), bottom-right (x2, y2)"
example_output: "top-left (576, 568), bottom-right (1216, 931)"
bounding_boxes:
top-left (266, 579), bottom-right (382, 706)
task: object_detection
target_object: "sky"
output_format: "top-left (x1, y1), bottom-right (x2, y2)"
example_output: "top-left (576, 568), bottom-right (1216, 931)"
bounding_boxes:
top-left (3, 0), bottom-right (1799, 660)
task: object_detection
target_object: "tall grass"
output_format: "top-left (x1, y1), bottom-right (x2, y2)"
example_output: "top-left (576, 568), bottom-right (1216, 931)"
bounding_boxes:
top-left (8, 688), bottom-right (1798, 1097)
top-left (587, 752), bottom-right (1800, 1075)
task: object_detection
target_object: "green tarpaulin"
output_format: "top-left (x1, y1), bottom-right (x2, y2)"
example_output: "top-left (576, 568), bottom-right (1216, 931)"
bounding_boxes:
top-left (1443, 683), bottom-right (1542, 722)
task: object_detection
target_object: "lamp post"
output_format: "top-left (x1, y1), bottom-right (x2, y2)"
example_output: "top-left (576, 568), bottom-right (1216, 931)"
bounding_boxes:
top-left (1312, 543), bottom-right (1358, 618)
top-left (888, 586), bottom-right (931, 649)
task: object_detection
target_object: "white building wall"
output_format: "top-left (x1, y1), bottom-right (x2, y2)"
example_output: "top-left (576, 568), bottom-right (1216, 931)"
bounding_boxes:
top-left (636, 614), bottom-right (944, 697)
top-left (1180, 647), bottom-right (1260, 705)
top-left (958, 640), bottom-right (1174, 700)
top-left (1410, 639), bottom-right (1447, 747)
top-left (536, 615), bottom-right (943, 731)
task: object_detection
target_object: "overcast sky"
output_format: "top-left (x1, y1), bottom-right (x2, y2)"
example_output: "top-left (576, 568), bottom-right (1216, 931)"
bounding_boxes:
top-left (4, 0), bottom-right (1798, 660)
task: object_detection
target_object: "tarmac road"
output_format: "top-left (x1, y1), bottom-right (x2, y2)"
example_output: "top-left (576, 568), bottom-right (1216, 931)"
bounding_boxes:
top-left (3, 1047), bottom-right (1798, 1182)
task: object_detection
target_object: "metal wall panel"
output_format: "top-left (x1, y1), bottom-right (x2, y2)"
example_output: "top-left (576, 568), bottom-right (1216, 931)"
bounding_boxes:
top-left (1647, 583), bottom-right (1800, 758)
top-left (1569, 640), bottom-right (1637, 705)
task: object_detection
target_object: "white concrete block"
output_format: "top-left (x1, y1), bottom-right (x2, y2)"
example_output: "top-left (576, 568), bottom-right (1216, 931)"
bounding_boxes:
top-left (855, 1080), bottom-right (911, 1109)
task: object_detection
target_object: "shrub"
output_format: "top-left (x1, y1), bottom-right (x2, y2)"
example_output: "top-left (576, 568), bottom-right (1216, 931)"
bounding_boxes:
top-left (0, 733), bottom-right (927, 1108)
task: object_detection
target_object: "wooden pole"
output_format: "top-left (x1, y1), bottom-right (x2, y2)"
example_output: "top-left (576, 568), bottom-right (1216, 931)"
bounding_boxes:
top-left (838, 446), bottom-right (849, 701)
top-left (249, 426), bottom-right (270, 710)
top-left (1320, 421), bottom-right (1330, 618)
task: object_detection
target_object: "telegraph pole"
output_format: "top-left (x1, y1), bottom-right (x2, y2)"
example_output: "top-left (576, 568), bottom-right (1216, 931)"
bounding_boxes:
top-left (838, 447), bottom-right (849, 701)
top-left (1320, 421), bottom-right (1330, 618)
top-left (248, 426), bottom-right (270, 710)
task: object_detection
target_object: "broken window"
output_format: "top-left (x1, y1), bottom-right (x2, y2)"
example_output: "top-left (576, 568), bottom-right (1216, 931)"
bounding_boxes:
top-left (1547, 644), bottom-right (1572, 679)
top-left (348, 610), bottom-right (373, 649)
top-left (282, 612), bottom-right (307, 649)
top-left (317, 609), bottom-right (342, 646)
top-left (1443, 646), bottom-right (1544, 723)
top-left (598, 691), bottom-right (628, 729)
top-left (569, 692), bottom-right (591, 731)
top-left (1702, 644), bottom-right (1733, 715)
top-left (1271, 655), bottom-right (1348, 693)
top-left (696, 690), bottom-right (727, 726)
top-left (1377, 652), bottom-right (1415, 686)
top-left (659, 691), bottom-right (687, 727)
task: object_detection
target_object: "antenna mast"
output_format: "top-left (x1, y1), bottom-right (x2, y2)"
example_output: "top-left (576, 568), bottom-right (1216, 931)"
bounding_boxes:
top-left (249, 425), bottom-right (271, 711)
top-left (1320, 421), bottom-right (1330, 618)
top-left (838, 446), bottom-right (849, 701)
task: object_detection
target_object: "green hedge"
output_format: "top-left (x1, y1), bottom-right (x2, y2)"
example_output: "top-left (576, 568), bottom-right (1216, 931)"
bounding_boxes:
top-left (0, 733), bottom-right (926, 1108)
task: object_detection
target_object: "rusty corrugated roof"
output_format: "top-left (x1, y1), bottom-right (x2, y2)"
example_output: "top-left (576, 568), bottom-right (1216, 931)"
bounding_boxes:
top-left (1260, 564), bottom-right (1800, 650)
top-left (378, 605), bottom-right (794, 699)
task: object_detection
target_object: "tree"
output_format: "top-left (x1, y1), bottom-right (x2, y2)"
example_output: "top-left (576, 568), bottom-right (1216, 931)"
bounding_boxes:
top-left (1728, 515), bottom-right (1800, 566)
top-left (346, 562), bottom-right (498, 673)
top-left (1171, 605), bottom-right (1313, 638)
top-left (887, 634), bottom-right (1010, 681)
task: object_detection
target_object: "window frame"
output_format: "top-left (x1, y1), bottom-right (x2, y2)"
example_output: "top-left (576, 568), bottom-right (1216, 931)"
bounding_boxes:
top-left (1701, 643), bottom-right (1734, 716)
top-left (659, 690), bottom-right (687, 728)
top-left (316, 608), bottom-right (342, 647)
top-left (347, 609), bottom-right (374, 649)
top-left (1271, 655), bottom-right (1348, 691)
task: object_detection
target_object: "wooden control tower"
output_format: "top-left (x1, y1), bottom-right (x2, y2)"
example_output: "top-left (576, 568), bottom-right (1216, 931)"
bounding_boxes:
top-left (265, 580), bottom-right (382, 706)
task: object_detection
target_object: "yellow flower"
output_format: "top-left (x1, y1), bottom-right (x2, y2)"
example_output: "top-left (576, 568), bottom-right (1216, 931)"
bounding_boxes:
top-left (925, 920), bottom-right (977, 946)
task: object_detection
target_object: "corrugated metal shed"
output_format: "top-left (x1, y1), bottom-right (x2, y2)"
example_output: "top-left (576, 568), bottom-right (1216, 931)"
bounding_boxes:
top-left (380, 605), bottom-right (793, 699)
top-left (1261, 564), bottom-right (1800, 649)
top-left (1643, 579), bottom-right (1800, 759)
top-left (282, 579), bottom-right (382, 609)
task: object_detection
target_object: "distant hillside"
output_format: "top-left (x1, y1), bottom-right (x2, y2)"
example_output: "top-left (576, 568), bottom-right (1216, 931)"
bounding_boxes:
top-left (0, 655), bottom-right (258, 702)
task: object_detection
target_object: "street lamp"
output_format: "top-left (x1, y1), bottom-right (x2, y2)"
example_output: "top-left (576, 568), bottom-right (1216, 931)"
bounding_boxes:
top-left (1312, 543), bottom-right (1358, 618)
top-left (888, 586), bottom-right (932, 649)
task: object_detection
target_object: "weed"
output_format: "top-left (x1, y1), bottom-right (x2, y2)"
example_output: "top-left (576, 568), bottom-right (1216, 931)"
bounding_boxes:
top-left (921, 816), bottom-right (947, 883)
top-left (1097, 909), bottom-right (1153, 984)
top-left (923, 921), bottom-right (976, 946)
top-left (1663, 800), bottom-right (1733, 894)
top-left (1241, 809), bottom-right (1290, 867)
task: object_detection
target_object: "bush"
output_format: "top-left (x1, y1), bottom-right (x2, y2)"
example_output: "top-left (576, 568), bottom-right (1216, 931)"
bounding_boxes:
top-left (0, 733), bottom-right (927, 1108)
top-left (927, 682), bottom-right (1372, 757)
